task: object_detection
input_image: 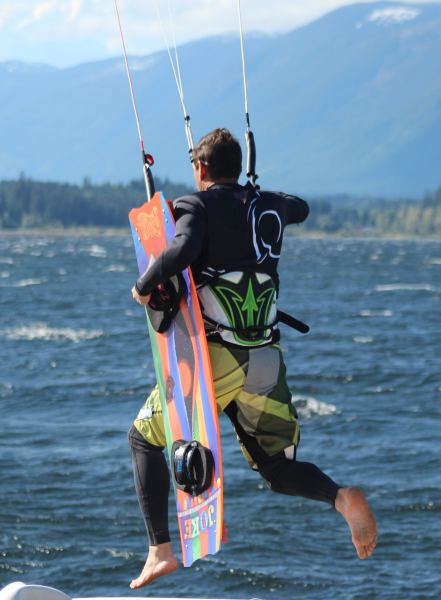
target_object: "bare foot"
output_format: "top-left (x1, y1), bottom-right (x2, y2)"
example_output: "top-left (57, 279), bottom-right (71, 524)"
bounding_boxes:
top-left (130, 542), bottom-right (179, 589)
top-left (335, 487), bottom-right (377, 559)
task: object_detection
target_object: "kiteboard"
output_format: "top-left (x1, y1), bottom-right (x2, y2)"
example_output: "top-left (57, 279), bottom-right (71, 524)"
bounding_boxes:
top-left (129, 192), bottom-right (224, 567)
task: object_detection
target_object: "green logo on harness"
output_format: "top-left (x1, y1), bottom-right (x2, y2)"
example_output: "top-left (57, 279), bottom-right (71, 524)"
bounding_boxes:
top-left (242, 279), bottom-right (259, 327)
top-left (209, 273), bottom-right (276, 346)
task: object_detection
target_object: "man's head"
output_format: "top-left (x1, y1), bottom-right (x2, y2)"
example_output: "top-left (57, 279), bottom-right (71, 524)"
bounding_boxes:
top-left (192, 128), bottom-right (242, 191)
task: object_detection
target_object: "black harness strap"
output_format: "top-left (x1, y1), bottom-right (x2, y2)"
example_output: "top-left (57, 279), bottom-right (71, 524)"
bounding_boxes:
top-left (277, 310), bottom-right (310, 334)
top-left (202, 312), bottom-right (277, 340)
top-left (203, 309), bottom-right (309, 337)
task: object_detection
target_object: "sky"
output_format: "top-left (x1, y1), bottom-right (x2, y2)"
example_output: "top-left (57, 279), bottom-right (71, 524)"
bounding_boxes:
top-left (0, 0), bottom-right (440, 68)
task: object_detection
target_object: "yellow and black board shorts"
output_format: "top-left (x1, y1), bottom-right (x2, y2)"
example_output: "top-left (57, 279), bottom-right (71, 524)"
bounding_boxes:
top-left (134, 342), bottom-right (300, 469)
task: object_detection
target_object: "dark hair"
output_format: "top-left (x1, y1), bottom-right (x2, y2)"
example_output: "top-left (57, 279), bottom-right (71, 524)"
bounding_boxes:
top-left (193, 128), bottom-right (242, 179)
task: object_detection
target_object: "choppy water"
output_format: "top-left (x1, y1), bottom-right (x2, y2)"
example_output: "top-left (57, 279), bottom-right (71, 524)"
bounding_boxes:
top-left (1, 234), bottom-right (440, 599)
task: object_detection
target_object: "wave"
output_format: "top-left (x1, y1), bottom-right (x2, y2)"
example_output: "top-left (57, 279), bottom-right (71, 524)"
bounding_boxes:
top-left (2, 323), bottom-right (104, 342)
top-left (87, 244), bottom-right (107, 258)
top-left (353, 335), bottom-right (374, 344)
top-left (375, 283), bottom-right (436, 292)
top-left (427, 258), bottom-right (441, 265)
top-left (359, 309), bottom-right (393, 317)
top-left (104, 264), bottom-right (127, 272)
top-left (13, 278), bottom-right (46, 287)
top-left (105, 548), bottom-right (134, 559)
top-left (203, 556), bottom-right (287, 592)
top-left (395, 501), bottom-right (441, 513)
top-left (291, 395), bottom-right (338, 418)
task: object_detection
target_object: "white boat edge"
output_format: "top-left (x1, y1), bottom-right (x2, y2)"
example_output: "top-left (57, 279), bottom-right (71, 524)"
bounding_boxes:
top-left (0, 582), bottom-right (263, 600)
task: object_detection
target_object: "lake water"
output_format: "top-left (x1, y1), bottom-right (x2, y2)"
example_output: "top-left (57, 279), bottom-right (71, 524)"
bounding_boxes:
top-left (1, 234), bottom-right (440, 599)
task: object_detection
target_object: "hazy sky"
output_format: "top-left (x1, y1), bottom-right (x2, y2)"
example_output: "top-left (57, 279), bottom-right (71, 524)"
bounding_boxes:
top-left (0, 0), bottom-right (439, 67)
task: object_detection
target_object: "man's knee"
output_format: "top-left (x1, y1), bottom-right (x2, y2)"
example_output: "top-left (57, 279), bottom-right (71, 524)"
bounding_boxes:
top-left (257, 451), bottom-right (288, 491)
top-left (257, 447), bottom-right (299, 494)
top-left (258, 456), bottom-right (339, 505)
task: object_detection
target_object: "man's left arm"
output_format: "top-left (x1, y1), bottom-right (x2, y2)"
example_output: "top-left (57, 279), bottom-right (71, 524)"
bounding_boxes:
top-left (282, 193), bottom-right (309, 224)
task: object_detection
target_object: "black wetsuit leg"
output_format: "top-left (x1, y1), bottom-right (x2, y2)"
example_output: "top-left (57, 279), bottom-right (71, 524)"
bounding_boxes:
top-left (258, 456), bottom-right (340, 505)
top-left (128, 425), bottom-right (170, 545)
top-left (224, 402), bottom-right (340, 506)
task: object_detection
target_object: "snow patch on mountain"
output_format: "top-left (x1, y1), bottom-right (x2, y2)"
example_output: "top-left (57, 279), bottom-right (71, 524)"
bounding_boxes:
top-left (367, 7), bottom-right (420, 26)
top-left (0, 61), bottom-right (56, 74)
top-left (124, 56), bottom-right (159, 72)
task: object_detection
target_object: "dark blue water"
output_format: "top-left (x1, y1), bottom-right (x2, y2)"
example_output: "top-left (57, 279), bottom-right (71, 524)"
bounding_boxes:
top-left (1, 234), bottom-right (440, 599)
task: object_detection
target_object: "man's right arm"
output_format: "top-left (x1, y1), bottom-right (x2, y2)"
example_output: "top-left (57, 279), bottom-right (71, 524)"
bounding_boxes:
top-left (135, 195), bottom-right (206, 296)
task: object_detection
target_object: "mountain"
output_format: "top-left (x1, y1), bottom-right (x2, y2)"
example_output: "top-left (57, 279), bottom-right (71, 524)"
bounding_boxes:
top-left (1, 2), bottom-right (440, 197)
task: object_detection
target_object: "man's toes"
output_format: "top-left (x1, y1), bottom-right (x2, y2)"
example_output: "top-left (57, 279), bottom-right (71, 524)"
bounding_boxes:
top-left (130, 575), bottom-right (148, 589)
top-left (367, 542), bottom-right (376, 555)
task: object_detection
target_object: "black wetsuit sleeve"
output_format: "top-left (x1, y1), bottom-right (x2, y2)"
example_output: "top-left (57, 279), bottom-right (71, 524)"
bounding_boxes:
top-left (135, 196), bottom-right (206, 296)
top-left (280, 193), bottom-right (310, 224)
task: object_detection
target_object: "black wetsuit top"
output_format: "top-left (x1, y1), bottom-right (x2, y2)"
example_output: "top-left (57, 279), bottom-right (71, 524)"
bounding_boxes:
top-left (135, 182), bottom-right (309, 295)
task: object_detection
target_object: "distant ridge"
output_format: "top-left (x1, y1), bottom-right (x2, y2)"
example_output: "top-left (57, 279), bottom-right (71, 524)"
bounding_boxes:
top-left (1, 2), bottom-right (440, 197)
top-left (1, 176), bottom-right (440, 235)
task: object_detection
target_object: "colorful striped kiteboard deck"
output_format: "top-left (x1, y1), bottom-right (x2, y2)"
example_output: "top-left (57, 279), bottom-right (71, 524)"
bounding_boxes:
top-left (129, 192), bottom-right (224, 567)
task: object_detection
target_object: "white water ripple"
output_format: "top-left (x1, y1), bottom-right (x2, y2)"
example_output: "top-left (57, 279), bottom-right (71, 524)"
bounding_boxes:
top-left (375, 283), bottom-right (436, 292)
top-left (353, 335), bottom-right (374, 344)
top-left (2, 323), bottom-right (104, 342)
top-left (13, 278), bottom-right (47, 287)
top-left (359, 309), bottom-right (393, 317)
top-left (291, 395), bottom-right (338, 418)
top-left (87, 244), bottom-right (107, 258)
top-left (104, 264), bottom-right (127, 272)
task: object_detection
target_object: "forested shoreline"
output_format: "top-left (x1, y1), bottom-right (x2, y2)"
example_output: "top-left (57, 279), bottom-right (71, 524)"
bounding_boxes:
top-left (0, 176), bottom-right (192, 230)
top-left (1, 176), bottom-right (440, 236)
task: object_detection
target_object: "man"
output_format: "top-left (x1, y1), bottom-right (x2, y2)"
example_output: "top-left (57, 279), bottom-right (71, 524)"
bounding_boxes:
top-left (129, 128), bottom-right (377, 589)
